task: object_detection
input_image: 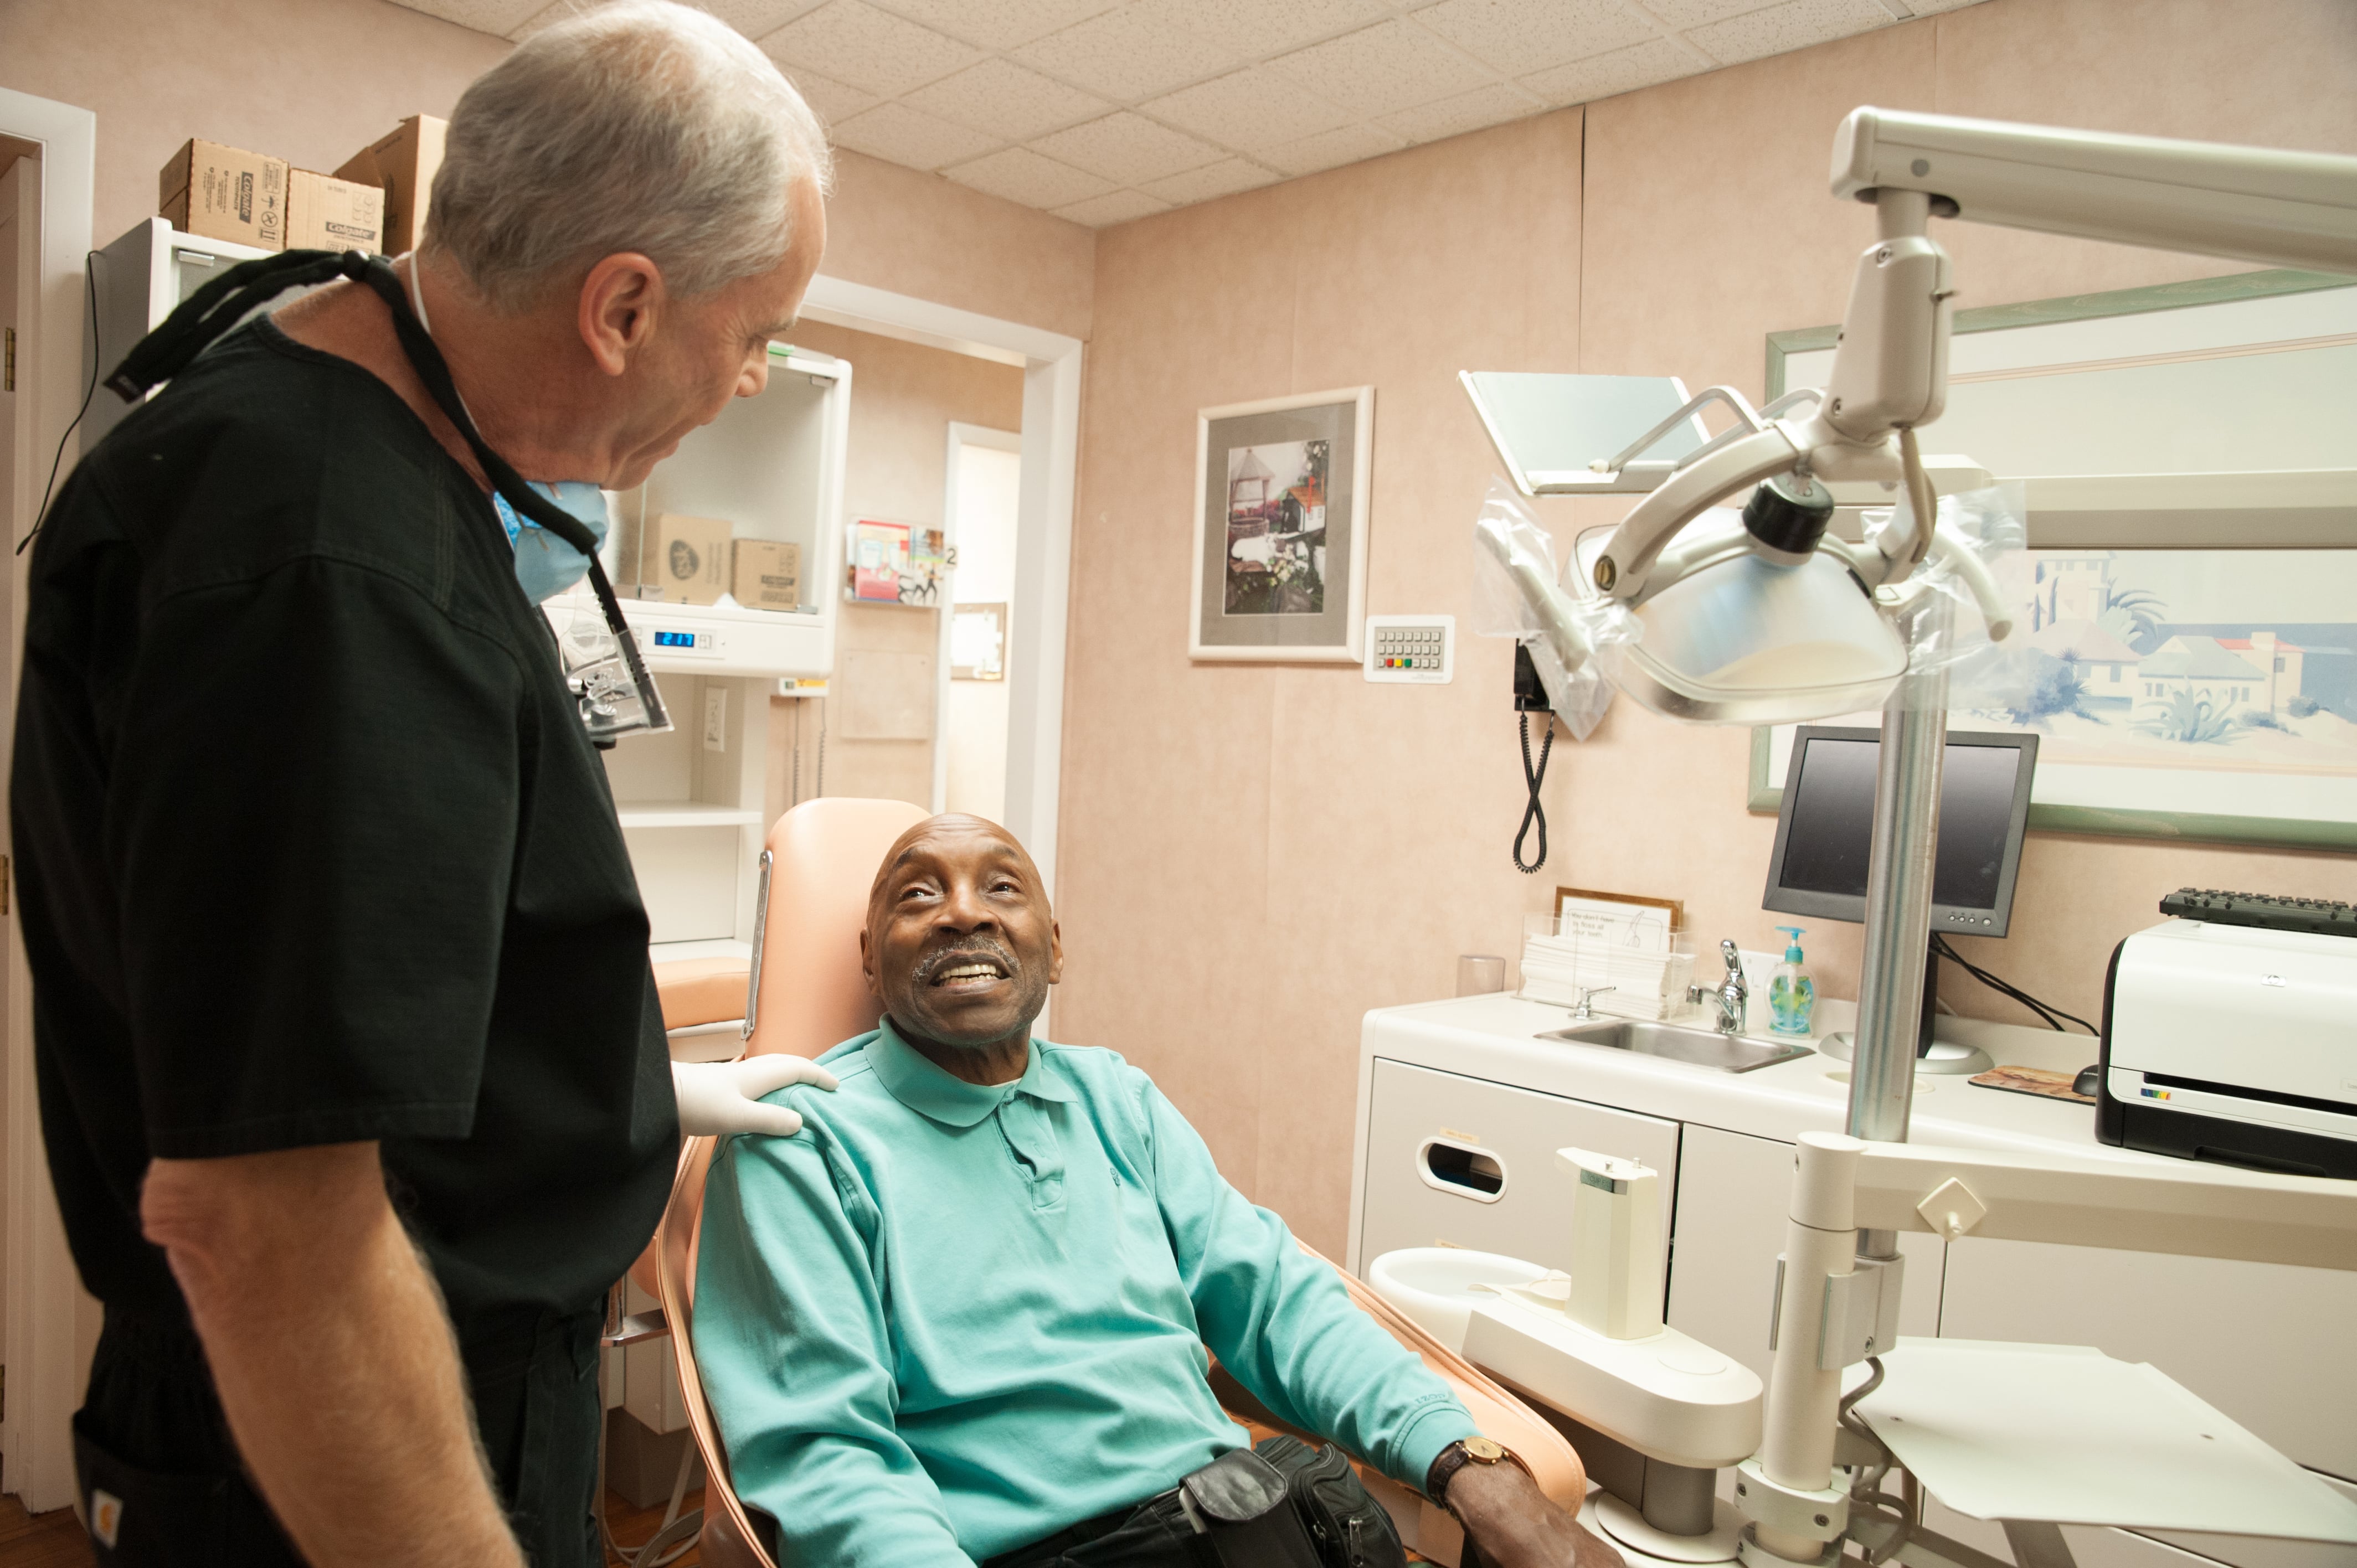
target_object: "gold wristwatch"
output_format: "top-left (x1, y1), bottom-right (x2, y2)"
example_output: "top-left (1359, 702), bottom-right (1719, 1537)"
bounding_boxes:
top-left (1425, 1436), bottom-right (1509, 1506)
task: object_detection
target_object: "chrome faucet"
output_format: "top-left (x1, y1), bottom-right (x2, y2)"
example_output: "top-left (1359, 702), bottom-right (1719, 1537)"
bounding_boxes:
top-left (1571, 985), bottom-right (1616, 1021)
top-left (1687, 940), bottom-right (1748, 1035)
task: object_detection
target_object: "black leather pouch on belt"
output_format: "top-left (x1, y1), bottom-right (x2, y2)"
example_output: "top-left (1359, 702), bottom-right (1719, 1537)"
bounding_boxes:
top-left (1180, 1448), bottom-right (1324, 1568)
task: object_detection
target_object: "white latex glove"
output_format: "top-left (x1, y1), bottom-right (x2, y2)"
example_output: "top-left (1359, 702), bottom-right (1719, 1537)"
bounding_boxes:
top-left (672, 1055), bottom-right (839, 1138)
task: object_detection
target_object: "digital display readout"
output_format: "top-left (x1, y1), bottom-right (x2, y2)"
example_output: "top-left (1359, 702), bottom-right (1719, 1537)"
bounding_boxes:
top-left (652, 631), bottom-right (697, 648)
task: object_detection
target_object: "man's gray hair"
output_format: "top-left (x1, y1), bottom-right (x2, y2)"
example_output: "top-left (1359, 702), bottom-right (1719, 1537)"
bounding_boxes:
top-left (427, 0), bottom-right (832, 311)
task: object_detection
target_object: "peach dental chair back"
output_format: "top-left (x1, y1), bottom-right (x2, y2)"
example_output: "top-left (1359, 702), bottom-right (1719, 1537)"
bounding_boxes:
top-left (658, 795), bottom-right (1586, 1567)
top-left (742, 797), bottom-right (930, 1061)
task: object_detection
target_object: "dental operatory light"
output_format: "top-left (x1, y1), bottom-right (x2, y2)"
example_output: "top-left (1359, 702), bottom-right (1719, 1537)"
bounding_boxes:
top-left (1465, 105), bottom-right (2357, 730)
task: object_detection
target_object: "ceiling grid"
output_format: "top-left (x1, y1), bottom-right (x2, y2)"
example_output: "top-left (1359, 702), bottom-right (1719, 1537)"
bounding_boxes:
top-left (413, 0), bottom-right (1990, 226)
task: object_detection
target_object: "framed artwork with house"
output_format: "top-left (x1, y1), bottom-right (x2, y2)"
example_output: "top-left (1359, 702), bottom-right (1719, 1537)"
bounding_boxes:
top-left (1751, 270), bottom-right (2357, 851)
top-left (1190, 387), bottom-right (1373, 663)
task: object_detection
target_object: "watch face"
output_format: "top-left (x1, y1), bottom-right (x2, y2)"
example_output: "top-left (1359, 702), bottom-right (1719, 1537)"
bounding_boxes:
top-left (1465, 1437), bottom-right (1507, 1462)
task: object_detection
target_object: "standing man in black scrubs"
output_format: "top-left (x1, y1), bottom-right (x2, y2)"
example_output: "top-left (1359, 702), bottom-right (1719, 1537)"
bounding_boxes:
top-left (9, 5), bottom-right (836, 1563)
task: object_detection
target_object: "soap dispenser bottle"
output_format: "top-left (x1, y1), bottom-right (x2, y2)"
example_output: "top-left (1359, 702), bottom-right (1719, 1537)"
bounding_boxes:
top-left (1768, 926), bottom-right (1816, 1036)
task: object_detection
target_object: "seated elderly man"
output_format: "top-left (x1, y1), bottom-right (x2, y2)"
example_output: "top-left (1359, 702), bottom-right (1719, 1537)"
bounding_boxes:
top-left (696, 814), bottom-right (1604, 1567)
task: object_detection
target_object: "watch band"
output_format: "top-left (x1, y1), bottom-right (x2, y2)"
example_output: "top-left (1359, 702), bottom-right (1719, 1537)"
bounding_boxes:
top-left (1425, 1436), bottom-right (1509, 1506)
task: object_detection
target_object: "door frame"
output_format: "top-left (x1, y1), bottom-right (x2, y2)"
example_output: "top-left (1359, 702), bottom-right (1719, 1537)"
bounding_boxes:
top-left (0, 86), bottom-right (97, 1517)
top-left (797, 275), bottom-right (1082, 906)
top-left (934, 421), bottom-right (1022, 814)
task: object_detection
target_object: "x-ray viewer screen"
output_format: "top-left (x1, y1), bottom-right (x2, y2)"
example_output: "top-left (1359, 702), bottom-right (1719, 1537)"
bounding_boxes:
top-left (1778, 737), bottom-right (2022, 912)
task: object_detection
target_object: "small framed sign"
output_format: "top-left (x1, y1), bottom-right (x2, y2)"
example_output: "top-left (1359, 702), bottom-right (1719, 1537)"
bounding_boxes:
top-left (951, 602), bottom-right (1007, 680)
top-left (1190, 387), bottom-right (1373, 662)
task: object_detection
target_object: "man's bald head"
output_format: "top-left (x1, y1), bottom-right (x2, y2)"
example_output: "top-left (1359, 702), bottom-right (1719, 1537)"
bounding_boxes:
top-left (861, 815), bottom-right (1061, 1055)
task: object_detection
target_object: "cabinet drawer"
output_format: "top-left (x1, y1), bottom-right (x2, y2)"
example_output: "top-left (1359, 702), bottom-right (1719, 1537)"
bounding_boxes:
top-left (1356, 1059), bottom-right (1679, 1309)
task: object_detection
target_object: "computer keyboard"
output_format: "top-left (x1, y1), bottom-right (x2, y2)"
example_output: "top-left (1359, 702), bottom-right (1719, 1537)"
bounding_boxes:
top-left (2159, 888), bottom-right (2355, 937)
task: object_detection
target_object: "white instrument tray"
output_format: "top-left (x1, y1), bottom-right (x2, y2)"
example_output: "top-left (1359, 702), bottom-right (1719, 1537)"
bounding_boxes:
top-left (1854, 1339), bottom-right (2357, 1541)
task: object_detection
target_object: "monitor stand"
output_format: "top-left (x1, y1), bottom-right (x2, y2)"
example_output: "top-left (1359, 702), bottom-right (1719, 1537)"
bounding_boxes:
top-left (1819, 940), bottom-right (1994, 1076)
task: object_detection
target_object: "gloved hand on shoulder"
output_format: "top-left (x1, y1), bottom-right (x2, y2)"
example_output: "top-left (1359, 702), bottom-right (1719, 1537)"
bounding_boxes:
top-left (672, 1055), bottom-right (838, 1138)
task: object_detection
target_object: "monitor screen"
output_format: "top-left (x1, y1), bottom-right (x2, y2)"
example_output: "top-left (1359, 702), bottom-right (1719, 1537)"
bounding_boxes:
top-left (1763, 728), bottom-right (2038, 936)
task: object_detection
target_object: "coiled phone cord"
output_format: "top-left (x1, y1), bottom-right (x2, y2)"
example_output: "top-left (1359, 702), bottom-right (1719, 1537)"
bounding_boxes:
top-left (1513, 711), bottom-right (1554, 874)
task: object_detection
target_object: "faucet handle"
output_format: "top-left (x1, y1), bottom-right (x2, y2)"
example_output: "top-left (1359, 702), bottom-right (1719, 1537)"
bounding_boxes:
top-left (1720, 938), bottom-right (1743, 976)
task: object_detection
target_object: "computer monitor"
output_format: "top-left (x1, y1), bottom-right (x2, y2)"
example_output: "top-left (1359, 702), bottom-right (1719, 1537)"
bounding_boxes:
top-left (1763, 726), bottom-right (2038, 937)
top-left (1762, 726), bottom-right (2039, 1064)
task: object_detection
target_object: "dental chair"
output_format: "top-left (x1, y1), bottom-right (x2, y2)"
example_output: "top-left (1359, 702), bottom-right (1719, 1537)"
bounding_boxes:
top-left (652, 798), bottom-right (1589, 1567)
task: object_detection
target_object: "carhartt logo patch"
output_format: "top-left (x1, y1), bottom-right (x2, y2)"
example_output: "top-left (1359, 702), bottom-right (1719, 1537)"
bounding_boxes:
top-left (90, 1488), bottom-right (123, 1548)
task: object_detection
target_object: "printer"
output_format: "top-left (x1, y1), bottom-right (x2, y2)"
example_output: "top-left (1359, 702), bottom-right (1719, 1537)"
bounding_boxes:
top-left (2099, 889), bottom-right (2357, 1180)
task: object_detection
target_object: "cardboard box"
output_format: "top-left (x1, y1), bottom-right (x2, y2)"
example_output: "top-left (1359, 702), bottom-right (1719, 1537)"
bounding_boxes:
top-left (730, 539), bottom-right (802, 611)
top-left (335, 116), bottom-right (447, 255)
top-left (642, 513), bottom-right (732, 605)
top-left (287, 169), bottom-right (385, 254)
top-left (158, 139), bottom-right (287, 251)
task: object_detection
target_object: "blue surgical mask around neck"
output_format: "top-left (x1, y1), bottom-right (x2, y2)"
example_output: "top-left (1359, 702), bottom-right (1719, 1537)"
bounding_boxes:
top-left (493, 482), bottom-right (611, 604)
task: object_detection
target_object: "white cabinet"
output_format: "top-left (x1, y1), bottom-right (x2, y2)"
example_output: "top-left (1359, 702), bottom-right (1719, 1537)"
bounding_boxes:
top-left (1355, 1059), bottom-right (1680, 1309)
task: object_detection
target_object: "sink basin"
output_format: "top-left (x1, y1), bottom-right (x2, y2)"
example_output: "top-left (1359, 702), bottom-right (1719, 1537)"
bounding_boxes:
top-left (1535, 1018), bottom-right (1813, 1073)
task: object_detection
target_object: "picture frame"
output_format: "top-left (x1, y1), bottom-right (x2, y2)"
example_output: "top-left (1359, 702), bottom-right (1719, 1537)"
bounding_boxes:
top-left (1190, 387), bottom-right (1373, 662)
top-left (1755, 270), bottom-right (2357, 851)
top-left (950, 602), bottom-right (1007, 680)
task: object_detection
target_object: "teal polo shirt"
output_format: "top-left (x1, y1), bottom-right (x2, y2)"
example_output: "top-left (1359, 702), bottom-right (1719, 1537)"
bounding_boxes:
top-left (694, 1022), bottom-right (1478, 1564)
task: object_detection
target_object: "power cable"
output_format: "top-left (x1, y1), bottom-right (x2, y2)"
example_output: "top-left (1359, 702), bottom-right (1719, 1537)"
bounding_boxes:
top-left (1931, 933), bottom-right (2097, 1034)
top-left (19, 249), bottom-right (102, 556)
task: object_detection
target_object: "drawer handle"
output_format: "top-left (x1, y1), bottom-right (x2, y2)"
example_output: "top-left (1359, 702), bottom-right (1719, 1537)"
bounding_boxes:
top-left (1417, 1137), bottom-right (1507, 1203)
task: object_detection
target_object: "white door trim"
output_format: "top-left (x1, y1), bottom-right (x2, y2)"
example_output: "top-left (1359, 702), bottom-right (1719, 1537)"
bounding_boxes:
top-left (799, 274), bottom-right (1083, 910)
top-left (934, 421), bottom-right (1021, 814)
top-left (0, 86), bottom-right (97, 1518)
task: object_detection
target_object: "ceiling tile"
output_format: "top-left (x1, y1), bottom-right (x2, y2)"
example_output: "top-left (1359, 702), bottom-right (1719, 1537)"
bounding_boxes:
top-left (903, 58), bottom-right (1114, 140)
top-left (1379, 81), bottom-right (1546, 144)
top-left (1414, 0), bottom-right (1659, 74)
top-left (1685, 0), bottom-right (1891, 64)
top-left (1141, 66), bottom-right (1352, 149)
top-left (1896, 0), bottom-right (1993, 12)
top-left (1031, 112), bottom-right (1226, 184)
top-left (696, 0), bottom-right (828, 37)
top-left (760, 0), bottom-right (985, 96)
top-left (945, 147), bottom-right (1118, 207)
top-left (1141, 157), bottom-right (1282, 205)
top-left (1054, 189), bottom-right (1174, 226)
top-left (1129, 0), bottom-right (1388, 57)
top-left (1260, 122), bottom-right (1409, 176)
top-left (1642, 0), bottom-right (1777, 28)
top-left (866, 0), bottom-right (1119, 49)
top-left (1519, 37), bottom-right (1696, 105)
top-left (1012, 6), bottom-right (1242, 102)
top-left (395, 0), bottom-right (549, 34)
top-left (1267, 19), bottom-right (1496, 119)
top-left (829, 102), bottom-right (1002, 169)
top-left (780, 67), bottom-right (881, 123)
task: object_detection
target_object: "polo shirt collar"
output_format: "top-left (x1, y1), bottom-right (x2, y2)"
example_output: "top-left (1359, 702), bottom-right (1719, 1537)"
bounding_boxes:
top-left (867, 1018), bottom-right (1075, 1127)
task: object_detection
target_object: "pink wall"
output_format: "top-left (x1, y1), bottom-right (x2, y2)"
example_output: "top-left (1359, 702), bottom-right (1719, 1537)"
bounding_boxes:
top-left (1055, 0), bottom-right (2357, 1255)
top-left (0, 0), bottom-right (1092, 339)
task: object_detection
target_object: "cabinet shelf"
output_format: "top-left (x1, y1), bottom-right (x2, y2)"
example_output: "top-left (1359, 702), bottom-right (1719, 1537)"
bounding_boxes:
top-left (615, 804), bottom-right (765, 829)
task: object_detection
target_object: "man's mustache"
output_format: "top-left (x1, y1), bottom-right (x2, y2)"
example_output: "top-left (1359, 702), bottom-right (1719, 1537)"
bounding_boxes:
top-left (911, 937), bottom-right (1020, 986)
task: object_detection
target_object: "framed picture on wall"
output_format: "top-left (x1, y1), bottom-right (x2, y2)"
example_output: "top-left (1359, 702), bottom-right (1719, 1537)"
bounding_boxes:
top-left (1190, 387), bottom-right (1373, 662)
top-left (1753, 269), bottom-right (2357, 851)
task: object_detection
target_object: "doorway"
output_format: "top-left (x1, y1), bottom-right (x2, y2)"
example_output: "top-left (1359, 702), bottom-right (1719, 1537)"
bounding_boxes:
top-left (939, 424), bottom-right (1021, 821)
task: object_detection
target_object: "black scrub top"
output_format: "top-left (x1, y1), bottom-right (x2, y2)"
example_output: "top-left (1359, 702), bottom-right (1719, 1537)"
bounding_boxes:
top-left (9, 317), bottom-right (677, 1340)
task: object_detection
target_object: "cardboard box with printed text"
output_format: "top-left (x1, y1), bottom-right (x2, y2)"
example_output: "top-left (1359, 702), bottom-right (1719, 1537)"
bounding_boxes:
top-left (334, 116), bottom-right (447, 255)
top-left (159, 139), bottom-right (287, 251)
top-left (287, 171), bottom-right (385, 254)
top-left (730, 539), bottom-right (802, 611)
top-left (643, 514), bottom-right (732, 606)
